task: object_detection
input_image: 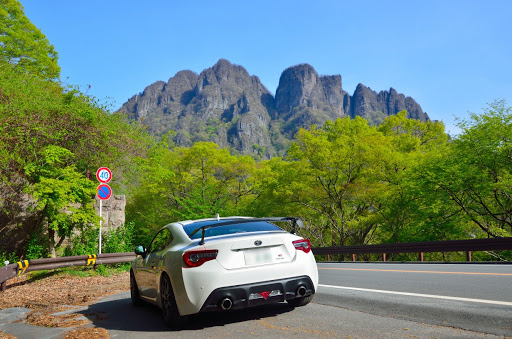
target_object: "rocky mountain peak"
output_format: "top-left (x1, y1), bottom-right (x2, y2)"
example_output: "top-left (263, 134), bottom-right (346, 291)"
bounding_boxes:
top-left (119, 59), bottom-right (429, 158)
top-left (274, 64), bottom-right (347, 135)
top-left (211, 59), bottom-right (249, 80)
top-left (352, 83), bottom-right (429, 123)
top-left (275, 63), bottom-right (319, 113)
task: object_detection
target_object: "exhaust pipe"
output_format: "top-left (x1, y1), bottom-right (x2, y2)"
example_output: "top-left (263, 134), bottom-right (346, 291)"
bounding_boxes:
top-left (220, 297), bottom-right (233, 310)
top-left (297, 286), bottom-right (307, 297)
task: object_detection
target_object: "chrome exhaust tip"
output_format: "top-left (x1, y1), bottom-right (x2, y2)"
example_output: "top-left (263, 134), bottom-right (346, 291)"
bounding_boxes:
top-left (297, 286), bottom-right (307, 297)
top-left (220, 297), bottom-right (233, 310)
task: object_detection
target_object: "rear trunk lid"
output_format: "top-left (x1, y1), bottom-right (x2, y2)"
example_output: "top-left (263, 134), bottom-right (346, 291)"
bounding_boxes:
top-left (204, 232), bottom-right (296, 270)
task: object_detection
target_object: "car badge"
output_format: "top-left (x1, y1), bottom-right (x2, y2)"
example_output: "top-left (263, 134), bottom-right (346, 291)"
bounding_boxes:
top-left (259, 291), bottom-right (270, 299)
top-left (254, 240), bottom-right (262, 246)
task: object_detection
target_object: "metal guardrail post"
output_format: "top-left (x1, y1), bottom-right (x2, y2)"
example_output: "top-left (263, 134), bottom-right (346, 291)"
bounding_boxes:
top-left (467, 251), bottom-right (472, 262)
top-left (419, 252), bottom-right (424, 262)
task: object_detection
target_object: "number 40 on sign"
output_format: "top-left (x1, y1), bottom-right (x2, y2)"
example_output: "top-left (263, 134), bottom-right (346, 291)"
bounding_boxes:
top-left (96, 167), bottom-right (112, 183)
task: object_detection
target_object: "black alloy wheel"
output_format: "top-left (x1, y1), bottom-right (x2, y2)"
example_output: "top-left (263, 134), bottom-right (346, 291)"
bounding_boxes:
top-left (160, 274), bottom-right (187, 328)
top-left (130, 270), bottom-right (142, 306)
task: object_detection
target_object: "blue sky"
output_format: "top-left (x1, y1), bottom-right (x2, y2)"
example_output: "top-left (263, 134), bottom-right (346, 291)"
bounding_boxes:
top-left (22, 0), bottom-right (512, 135)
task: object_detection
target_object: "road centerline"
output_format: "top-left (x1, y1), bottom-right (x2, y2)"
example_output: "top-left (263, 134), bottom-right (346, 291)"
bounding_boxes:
top-left (318, 284), bottom-right (512, 306)
top-left (317, 267), bottom-right (512, 276)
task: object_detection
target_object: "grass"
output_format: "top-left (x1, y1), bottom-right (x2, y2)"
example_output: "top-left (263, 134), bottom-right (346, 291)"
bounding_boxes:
top-left (27, 263), bottom-right (131, 281)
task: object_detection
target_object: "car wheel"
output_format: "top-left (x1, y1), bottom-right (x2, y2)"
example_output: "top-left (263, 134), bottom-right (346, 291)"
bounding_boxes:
top-left (160, 274), bottom-right (187, 328)
top-left (287, 294), bottom-right (313, 307)
top-left (130, 270), bottom-right (142, 306)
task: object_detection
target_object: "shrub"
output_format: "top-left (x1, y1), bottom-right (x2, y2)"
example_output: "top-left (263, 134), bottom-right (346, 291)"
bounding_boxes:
top-left (102, 222), bottom-right (135, 253)
top-left (25, 233), bottom-right (49, 259)
top-left (64, 224), bottom-right (99, 256)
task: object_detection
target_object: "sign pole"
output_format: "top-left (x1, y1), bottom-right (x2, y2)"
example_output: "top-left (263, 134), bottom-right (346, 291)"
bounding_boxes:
top-left (96, 167), bottom-right (112, 255)
top-left (99, 199), bottom-right (102, 254)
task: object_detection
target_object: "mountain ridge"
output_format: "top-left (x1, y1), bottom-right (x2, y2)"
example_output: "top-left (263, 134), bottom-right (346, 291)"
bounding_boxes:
top-left (119, 59), bottom-right (429, 158)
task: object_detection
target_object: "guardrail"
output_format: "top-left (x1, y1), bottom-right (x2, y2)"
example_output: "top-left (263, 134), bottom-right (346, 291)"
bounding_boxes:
top-left (2, 238), bottom-right (511, 292)
top-left (312, 237), bottom-right (512, 262)
top-left (0, 252), bottom-right (136, 292)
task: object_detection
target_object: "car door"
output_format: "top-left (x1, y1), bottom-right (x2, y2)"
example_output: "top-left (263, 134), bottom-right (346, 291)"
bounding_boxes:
top-left (143, 228), bottom-right (174, 299)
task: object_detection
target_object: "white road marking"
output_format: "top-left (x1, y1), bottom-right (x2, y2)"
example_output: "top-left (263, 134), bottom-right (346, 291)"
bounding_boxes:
top-left (318, 284), bottom-right (512, 306)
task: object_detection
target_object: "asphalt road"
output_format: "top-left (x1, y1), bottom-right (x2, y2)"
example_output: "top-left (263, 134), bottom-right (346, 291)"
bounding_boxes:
top-left (1, 262), bottom-right (511, 338)
top-left (316, 262), bottom-right (512, 337)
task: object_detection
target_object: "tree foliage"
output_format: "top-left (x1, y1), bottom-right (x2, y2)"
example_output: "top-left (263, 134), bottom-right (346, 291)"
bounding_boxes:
top-left (126, 141), bottom-right (258, 244)
top-left (0, 65), bottom-right (149, 257)
top-left (412, 100), bottom-right (512, 238)
top-left (24, 145), bottom-right (97, 257)
top-left (264, 117), bottom-right (389, 246)
top-left (0, 0), bottom-right (60, 79)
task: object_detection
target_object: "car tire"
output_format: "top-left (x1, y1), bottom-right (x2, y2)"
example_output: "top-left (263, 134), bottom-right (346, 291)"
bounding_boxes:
top-left (287, 294), bottom-right (313, 307)
top-left (160, 274), bottom-right (187, 328)
top-left (130, 270), bottom-right (142, 307)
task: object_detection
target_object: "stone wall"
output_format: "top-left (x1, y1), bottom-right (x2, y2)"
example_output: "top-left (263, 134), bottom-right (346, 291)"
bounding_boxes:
top-left (94, 195), bottom-right (126, 231)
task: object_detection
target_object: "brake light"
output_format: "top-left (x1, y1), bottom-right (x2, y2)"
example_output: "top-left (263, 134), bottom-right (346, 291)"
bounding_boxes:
top-left (293, 239), bottom-right (311, 253)
top-left (183, 249), bottom-right (218, 267)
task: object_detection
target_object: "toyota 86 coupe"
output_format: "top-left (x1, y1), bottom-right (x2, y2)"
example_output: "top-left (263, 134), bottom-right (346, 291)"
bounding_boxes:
top-left (130, 216), bottom-right (318, 327)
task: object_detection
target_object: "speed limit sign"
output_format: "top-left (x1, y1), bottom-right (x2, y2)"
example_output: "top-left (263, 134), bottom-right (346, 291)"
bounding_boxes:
top-left (96, 167), bottom-right (112, 183)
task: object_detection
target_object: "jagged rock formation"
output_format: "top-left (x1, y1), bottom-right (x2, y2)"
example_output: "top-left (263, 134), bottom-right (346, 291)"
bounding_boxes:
top-left (121, 59), bottom-right (276, 157)
top-left (120, 59), bottom-right (429, 157)
top-left (350, 84), bottom-right (426, 125)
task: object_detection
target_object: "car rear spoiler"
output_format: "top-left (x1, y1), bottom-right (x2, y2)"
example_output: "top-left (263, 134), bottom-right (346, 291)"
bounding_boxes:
top-left (190, 217), bottom-right (304, 245)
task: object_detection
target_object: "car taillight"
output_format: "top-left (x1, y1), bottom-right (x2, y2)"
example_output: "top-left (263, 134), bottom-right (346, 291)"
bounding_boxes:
top-left (183, 249), bottom-right (218, 267)
top-left (293, 239), bottom-right (311, 253)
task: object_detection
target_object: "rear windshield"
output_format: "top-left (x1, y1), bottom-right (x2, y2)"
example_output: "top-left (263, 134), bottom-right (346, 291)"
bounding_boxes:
top-left (182, 219), bottom-right (284, 239)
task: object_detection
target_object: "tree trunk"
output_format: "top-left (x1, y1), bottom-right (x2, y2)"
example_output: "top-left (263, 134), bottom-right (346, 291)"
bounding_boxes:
top-left (48, 228), bottom-right (56, 258)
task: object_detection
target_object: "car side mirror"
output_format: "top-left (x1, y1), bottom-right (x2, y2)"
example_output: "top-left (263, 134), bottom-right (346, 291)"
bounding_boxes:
top-left (135, 245), bottom-right (146, 256)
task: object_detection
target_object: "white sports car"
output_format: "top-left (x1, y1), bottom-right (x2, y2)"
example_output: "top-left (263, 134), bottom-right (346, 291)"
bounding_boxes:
top-left (130, 216), bottom-right (318, 327)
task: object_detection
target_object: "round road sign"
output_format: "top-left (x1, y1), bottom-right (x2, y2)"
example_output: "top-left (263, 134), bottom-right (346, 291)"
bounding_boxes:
top-left (96, 167), bottom-right (112, 183)
top-left (97, 184), bottom-right (112, 200)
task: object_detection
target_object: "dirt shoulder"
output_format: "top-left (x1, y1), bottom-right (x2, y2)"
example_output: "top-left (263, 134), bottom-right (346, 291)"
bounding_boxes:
top-left (0, 271), bottom-right (129, 310)
top-left (1, 270), bottom-right (129, 338)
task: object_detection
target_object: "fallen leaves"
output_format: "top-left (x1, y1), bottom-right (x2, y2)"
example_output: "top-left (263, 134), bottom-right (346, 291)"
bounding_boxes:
top-left (0, 271), bottom-right (129, 310)
top-left (26, 311), bottom-right (89, 328)
top-left (0, 331), bottom-right (18, 339)
top-left (63, 327), bottom-right (110, 339)
top-left (0, 270), bottom-right (129, 338)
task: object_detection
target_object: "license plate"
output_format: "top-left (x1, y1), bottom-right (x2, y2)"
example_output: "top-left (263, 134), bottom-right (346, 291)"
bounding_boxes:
top-left (244, 248), bottom-right (272, 266)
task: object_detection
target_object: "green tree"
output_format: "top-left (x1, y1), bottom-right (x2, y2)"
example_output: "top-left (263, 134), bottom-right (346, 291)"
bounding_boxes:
top-left (413, 101), bottom-right (512, 238)
top-left (24, 145), bottom-right (98, 257)
top-left (126, 141), bottom-right (259, 244)
top-left (375, 111), bottom-right (457, 243)
top-left (260, 117), bottom-right (390, 247)
top-left (0, 0), bottom-right (60, 79)
top-left (0, 66), bottom-right (149, 257)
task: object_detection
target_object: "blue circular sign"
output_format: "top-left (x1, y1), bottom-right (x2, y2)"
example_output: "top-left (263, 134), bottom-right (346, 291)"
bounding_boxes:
top-left (97, 184), bottom-right (112, 200)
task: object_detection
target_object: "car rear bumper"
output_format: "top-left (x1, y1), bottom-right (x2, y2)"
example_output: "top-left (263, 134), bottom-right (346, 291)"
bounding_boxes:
top-left (199, 275), bottom-right (315, 312)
